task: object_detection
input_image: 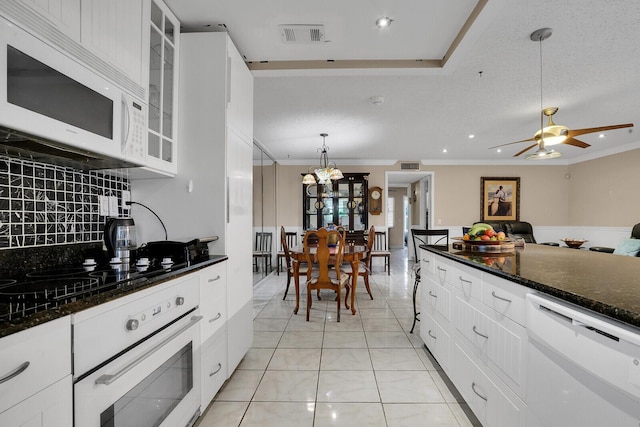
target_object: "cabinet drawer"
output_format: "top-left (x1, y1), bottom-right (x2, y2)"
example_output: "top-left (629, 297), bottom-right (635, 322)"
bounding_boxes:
top-left (454, 292), bottom-right (526, 398)
top-left (0, 375), bottom-right (72, 426)
top-left (454, 263), bottom-right (482, 302)
top-left (419, 248), bottom-right (435, 275)
top-left (200, 263), bottom-right (227, 341)
top-left (452, 343), bottom-right (525, 427)
top-left (423, 278), bottom-right (452, 322)
top-left (433, 256), bottom-right (454, 286)
top-left (0, 316), bottom-right (71, 412)
top-left (481, 273), bottom-right (529, 326)
top-left (201, 329), bottom-right (227, 409)
top-left (420, 312), bottom-right (451, 371)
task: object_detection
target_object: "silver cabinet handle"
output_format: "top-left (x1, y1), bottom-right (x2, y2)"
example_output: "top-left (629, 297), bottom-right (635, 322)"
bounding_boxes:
top-left (209, 312), bottom-right (222, 323)
top-left (437, 266), bottom-right (447, 272)
top-left (472, 382), bottom-right (488, 401)
top-left (428, 291), bottom-right (438, 298)
top-left (459, 276), bottom-right (472, 284)
top-left (0, 361), bottom-right (30, 384)
top-left (209, 363), bottom-right (223, 377)
top-left (472, 325), bottom-right (489, 339)
top-left (208, 275), bottom-right (221, 282)
top-left (428, 330), bottom-right (437, 339)
top-left (491, 291), bottom-right (512, 303)
top-left (96, 315), bottom-right (202, 386)
top-left (422, 259), bottom-right (430, 263)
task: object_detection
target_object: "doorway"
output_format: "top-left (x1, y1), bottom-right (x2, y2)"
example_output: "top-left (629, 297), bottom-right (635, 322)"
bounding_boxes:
top-left (385, 171), bottom-right (434, 257)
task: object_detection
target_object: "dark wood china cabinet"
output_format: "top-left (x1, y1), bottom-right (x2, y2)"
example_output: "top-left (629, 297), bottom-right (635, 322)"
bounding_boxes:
top-left (302, 173), bottom-right (369, 231)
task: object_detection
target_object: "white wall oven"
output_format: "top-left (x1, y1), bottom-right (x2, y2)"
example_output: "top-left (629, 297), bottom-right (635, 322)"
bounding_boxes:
top-left (73, 275), bottom-right (201, 427)
top-left (0, 16), bottom-right (146, 168)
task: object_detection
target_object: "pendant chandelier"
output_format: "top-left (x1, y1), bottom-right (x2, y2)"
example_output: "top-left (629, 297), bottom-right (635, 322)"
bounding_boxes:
top-left (302, 133), bottom-right (344, 184)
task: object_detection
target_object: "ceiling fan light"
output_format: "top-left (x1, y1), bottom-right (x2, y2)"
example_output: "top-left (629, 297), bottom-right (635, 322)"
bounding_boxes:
top-left (525, 148), bottom-right (562, 160)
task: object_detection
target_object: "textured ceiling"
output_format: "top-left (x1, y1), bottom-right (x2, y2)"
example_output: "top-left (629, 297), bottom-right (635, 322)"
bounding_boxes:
top-left (165, 0), bottom-right (640, 166)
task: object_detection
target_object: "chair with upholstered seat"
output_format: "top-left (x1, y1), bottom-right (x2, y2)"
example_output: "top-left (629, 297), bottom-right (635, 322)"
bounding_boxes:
top-left (410, 228), bottom-right (449, 334)
top-left (342, 226), bottom-right (375, 308)
top-left (280, 226), bottom-right (308, 300)
top-left (252, 231), bottom-right (273, 272)
top-left (303, 228), bottom-right (348, 322)
top-left (590, 223), bottom-right (640, 255)
top-left (370, 230), bottom-right (391, 275)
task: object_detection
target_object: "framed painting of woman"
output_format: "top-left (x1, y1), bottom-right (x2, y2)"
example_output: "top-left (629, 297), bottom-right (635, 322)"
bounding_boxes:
top-left (480, 177), bottom-right (520, 221)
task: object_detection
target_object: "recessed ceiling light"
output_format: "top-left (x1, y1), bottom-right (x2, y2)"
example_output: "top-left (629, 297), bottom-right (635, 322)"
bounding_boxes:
top-left (442, 149), bottom-right (447, 153)
top-left (598, 134), bottom-right (605, 138)
top-left (497, 149), bottom-right (502, 153)
top-left (375, 17), bottom-right (393, 28)
top-left (468, 134), bottom-right (475, 139)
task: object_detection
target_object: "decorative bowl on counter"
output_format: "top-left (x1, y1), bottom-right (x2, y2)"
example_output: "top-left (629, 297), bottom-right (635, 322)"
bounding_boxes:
top-left (561, 238), bottom-right (588, 249)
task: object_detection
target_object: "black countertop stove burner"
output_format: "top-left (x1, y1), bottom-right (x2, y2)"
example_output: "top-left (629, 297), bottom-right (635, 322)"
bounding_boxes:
top-left (0, 261), bottom-right (189, 322)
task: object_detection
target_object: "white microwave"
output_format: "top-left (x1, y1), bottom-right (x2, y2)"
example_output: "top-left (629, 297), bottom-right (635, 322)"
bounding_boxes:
top-left (0, 16), bottom-right (146, 169)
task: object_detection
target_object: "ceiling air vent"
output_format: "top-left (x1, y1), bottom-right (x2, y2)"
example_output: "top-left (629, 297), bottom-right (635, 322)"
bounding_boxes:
top-left (400, 162), bottom-right (420, 170)
top-left (279, 25), bottom-right (325, 44)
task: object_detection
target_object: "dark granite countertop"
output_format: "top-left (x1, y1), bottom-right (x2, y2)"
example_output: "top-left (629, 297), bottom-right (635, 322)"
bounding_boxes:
top-left (421, 243), bottom-right (640, 329)
top-left (0, 255), bottom-right (228, 339)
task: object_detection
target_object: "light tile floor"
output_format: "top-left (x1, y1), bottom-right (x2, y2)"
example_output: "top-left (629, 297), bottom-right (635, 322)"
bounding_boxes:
top-left (197, 248), bottom-right (481, 427)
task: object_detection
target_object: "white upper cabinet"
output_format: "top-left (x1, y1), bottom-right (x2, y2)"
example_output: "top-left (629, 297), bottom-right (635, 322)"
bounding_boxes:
top-left (144, 0), bottom-right (179, 175)
top-left (80, 0), bottom-right (148, 87)
top-left (18, 0), bottom-right (81, 41)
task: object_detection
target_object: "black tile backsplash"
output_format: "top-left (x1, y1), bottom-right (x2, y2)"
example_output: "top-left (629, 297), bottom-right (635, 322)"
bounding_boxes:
top-left (0, 155), bottom-right (130, 249)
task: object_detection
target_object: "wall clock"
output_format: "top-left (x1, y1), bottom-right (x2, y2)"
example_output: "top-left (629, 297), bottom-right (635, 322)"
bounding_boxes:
top-left (369, 186), bottom-right (382, 215)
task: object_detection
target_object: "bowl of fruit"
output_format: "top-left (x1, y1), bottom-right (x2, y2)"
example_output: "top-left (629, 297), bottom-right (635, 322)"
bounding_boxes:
top-left (461, 223), bottom-right (508, 245)
top-left (561, 238), bottom-right (588, 249)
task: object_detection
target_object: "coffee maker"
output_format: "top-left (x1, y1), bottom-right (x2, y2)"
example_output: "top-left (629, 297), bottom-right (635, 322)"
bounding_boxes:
top-left (104, 217), bottom-right (137, 263)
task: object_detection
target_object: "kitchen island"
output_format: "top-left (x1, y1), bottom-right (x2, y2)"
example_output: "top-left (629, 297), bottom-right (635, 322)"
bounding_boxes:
top-left (425, 243), bottom-right (640, 327)
top-left (418, 243), bottom-right (640, 427)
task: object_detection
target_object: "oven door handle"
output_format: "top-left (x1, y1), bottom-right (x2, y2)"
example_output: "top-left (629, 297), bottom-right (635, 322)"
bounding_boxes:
top-left (95, 315), bottom-right (203, 386)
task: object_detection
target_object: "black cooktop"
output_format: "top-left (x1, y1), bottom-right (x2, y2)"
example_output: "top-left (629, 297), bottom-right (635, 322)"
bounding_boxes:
top-left (0, 260), bottom-right (188, 322)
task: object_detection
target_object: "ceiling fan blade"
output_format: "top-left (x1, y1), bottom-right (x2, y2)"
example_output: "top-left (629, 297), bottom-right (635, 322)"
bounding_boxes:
top-left (567, 123), bottom-right (633, 138)
top-left (513, 143), bottom-right (539, 157)
top-left (488, 137), bottom-right (536, 149)
top-left (563, 137), bottom-right (590, 148)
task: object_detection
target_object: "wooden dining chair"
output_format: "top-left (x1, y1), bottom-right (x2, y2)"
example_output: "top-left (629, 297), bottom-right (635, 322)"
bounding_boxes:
top-left (343, 225), bottom-right (375, 309)
top-left (252, 231), bottom-right (273, 273)
top-left (277, 229), bottom-right (297, 275)
top-left (280, 226), bottom-right (308, 300)
top-left (303, 228), bottom-right (348, 321)
top-left (370, 230), bottom-right (391, 275)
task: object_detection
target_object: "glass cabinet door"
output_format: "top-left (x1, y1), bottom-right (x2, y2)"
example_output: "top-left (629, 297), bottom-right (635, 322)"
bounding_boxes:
top-left (147, 0), bottom-right (178, 171)
top-left (302, 173), bottom-right (368, 231)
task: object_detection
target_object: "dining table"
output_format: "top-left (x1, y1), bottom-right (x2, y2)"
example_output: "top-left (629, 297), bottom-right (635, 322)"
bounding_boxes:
top-left (288, 243), bottom-right (368, 316)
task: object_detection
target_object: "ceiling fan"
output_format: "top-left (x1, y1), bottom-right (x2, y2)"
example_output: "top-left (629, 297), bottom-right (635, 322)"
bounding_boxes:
top-left (490, 106), bottom-right (634, 158)
top-left (490, 28), bottom-right (634, 159)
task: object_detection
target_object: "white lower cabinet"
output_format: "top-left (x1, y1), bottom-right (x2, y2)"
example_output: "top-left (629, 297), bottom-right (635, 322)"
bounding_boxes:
top-left (200, 262), bottom-right (227, 342)
top-left (452, 343), bottom-right (525, 427)
top-left (0, 316), bottom-right (71, 414)
top-left (0, 375), bottom-right (73, 426)
top-left (420, 311), bottom-right (451, 371)
top-left (200, 328), bottom-right (227, 410)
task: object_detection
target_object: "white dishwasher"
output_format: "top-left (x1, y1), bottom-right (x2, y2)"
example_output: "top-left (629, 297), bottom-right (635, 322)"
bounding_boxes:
top-left (525, 293), bottom-right (640, 427)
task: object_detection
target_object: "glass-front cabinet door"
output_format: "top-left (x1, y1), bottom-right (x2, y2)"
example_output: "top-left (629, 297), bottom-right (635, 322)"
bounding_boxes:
top-left (303, 173), bottom-right (368, 231)
top-left (147, 0), bottom-right (179, 175)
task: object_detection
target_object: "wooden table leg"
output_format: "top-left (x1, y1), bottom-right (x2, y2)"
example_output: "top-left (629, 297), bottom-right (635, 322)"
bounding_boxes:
top-left (293, 259), bottom-right (300, 314)
top-left (349, 254), bottom-right (359, 315)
